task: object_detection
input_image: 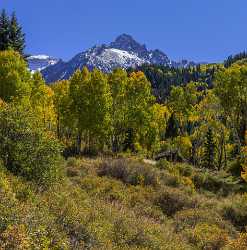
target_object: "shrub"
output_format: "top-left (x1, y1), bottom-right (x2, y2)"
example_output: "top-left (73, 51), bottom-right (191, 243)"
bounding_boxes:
top-left (192, 170), bottom-right (241, 195)
top-left (174, 208), bottom-right (236, 235)
top-left (227, 160), bottom-right (242, 177)
top-left (159, 171), bottom-right (180, 187)
top-left (193, 171), bottom-right (223, 192)
top-left (66, 167), bottom-right (80, 177)
top-left (157, 163), bottom-right (195, 189)
top-left (66, 158), bottom-right (92, 179)
top-left (177, 163), bottom-right (193, 177)
top-left (0, 169), bottom-right (11, 194)
top-left (98, 159), bottom-right (128, 180)
top-left (111, 218), bottom-right (148, 247)
top-left (186, 223), bottom-right (229, 250)
top-left (98, 158), bottom-right (159, 186)
top-left (0, 224), bottom-right (31, 249)
top-left (225, 233), bottom-right (247, 250)
top-left (156, 159), bottom-right (170, 170)
top-left (66, 157), bottom-right (81, 168)
top-left (221, 194), bottom-right (247, 230)
top-left (14, 183), bottom-right (34, 202)
top-left (155, 187), bottom-right (198, 216)
top-left (47, 192), bottom-right (97, 249)
top-left (0, 105), bottom-right (63, 187)
top-left (79, 175), bottom-right (126, 202)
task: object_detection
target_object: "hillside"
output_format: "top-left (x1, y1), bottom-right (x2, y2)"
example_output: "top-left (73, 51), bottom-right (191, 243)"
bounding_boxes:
top-left (0, 156), bottom-right (246, 249)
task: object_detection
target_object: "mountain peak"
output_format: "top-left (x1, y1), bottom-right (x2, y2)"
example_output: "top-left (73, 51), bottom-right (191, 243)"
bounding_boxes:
top-left (114, 33), bottom-right (136, 43)
top-left (110, 34), bottom-right (147, 57)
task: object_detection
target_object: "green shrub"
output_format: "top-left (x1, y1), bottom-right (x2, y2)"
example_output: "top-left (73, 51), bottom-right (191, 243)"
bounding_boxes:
top-left (174, 208), bottom-right (236, 235)
top-left (221, 194), bottom-right (247, 230)
top-left (193, 171), bottom-right (223, 192)
top-left (79, 175), bottom-right (126, 202)
top-left (0, 105), bottom-right (63, 187)
top-left (66, 157), bottom-right (80, 168)
top-left (177, 163), bottom-right (193, 177)
top-left (186, 223), bottom-right (229, 250)
top-left (111, 218), bottom-right (148, 247)
top-left (192, 170), bottom-right (241, 196)
top-left (46, 192), bottom-right (97, 249)
top-left (156, 159), bottom-right (170, 170)
top-left (14, 183), bottom-right (34, 202)
top-left (0, 169), bottom-right (11, 194)
top-left (227, 159), bottom-right (244, 178)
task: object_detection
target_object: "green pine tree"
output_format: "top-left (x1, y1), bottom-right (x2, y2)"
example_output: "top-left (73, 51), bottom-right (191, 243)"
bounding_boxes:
top-left (0, 9), bottom-right (11, 51)
top-left (203, 127), bottom-right (216, 169)
top-left (0, 10), bottom-right (25, 55)
top-left (9, 12), bottom-right (25, 55)
top-left (165, 113), bottom-right (179, 138)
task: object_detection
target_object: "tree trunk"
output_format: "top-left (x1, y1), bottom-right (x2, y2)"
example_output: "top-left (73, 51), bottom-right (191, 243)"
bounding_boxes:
top-left (76, 131), bottom-right (82, 155)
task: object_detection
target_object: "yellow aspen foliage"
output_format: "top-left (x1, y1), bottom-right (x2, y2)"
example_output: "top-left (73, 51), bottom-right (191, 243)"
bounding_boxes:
top-left (174, 136), bottom-right (192, 160)
top-left (0, 50), bottom-right (32, 102)
top-left (30, 72), bottom-right (56, 128)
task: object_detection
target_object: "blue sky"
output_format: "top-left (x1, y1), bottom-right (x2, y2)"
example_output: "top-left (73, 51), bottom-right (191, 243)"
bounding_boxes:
top-left (1, 0), bottom-right (246, 62)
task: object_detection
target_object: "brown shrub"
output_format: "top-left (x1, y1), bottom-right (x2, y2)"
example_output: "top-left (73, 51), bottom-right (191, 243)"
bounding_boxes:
top-left (155, 187), bottom-right (198, 216)
top-left (98, 159), bottom-right (159, 186)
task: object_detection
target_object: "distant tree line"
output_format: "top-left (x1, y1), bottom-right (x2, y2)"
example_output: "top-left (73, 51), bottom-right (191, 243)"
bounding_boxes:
top-left (128, 64), bottom-right (218, 102)
top-left (224, 51), bottom-right (247, 68)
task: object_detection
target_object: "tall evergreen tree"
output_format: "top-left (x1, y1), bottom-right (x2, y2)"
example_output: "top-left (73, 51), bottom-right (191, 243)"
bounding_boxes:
top-left (0, 9), bottom-right (10, 51)
top-left (165, 113), bottom-right (179, 138)
top-left (9, 12), bottom-right (25, 55)
top-left (0, 10), bottom-right (25, 55)
top-left (203, 127), bottom-right (216, 169)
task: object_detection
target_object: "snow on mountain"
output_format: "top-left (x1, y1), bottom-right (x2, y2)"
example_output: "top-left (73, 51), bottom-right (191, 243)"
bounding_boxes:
top-left (40, 34), bottom-right (197, 83)
top-left (84, 48), bottom-right (146, 72)
top-left (28, 55), bottom-right (51, 60)
top-left (27, 55), bottom-right (60, 73)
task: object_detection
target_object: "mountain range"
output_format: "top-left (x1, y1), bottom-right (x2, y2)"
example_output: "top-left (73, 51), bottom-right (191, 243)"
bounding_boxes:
top-left (27, 34), bottom-right (197, 83)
